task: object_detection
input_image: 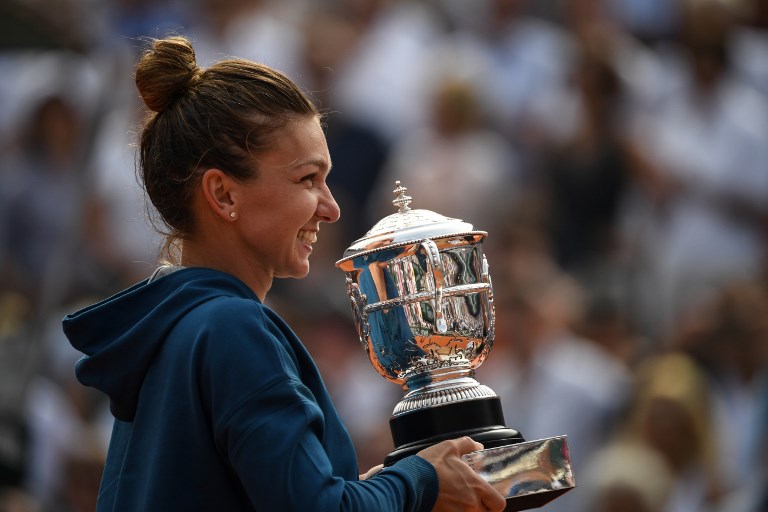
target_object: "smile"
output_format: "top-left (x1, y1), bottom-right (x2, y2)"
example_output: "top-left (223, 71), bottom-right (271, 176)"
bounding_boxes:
top-left (298, 230), bottom-right (317, 245)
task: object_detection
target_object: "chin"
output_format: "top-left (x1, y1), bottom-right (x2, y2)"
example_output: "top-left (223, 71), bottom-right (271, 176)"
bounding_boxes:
top-left (279, 264), bottom-right (311, 280)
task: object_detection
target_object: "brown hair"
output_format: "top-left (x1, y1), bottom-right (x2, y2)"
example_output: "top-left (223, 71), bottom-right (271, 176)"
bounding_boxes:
top-left (135, 36), bottom-right (318, 253)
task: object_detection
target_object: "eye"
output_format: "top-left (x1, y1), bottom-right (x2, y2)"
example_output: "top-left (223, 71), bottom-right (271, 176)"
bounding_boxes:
top-left (300, 172), bottom-right (319, 185)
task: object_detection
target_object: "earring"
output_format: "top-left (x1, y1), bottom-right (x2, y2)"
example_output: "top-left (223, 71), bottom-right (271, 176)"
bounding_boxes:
top-left (229, 211), bottom-right (237, 219)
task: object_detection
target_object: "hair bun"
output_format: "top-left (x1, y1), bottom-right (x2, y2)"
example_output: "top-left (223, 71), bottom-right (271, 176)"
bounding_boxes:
top-left (135, 36), bottom-right (201, 113)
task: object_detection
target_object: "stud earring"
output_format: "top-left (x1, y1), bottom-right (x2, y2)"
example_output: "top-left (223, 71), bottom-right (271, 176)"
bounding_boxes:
top-left (229, 211), bottom-right (237, 219)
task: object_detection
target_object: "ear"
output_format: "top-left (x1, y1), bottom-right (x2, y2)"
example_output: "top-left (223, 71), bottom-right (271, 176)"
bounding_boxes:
top-left (200, 168), bottom-right (237, 221)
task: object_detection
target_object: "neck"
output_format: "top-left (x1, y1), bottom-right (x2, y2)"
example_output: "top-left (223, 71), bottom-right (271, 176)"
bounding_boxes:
top-left (180, 240), bottom-right (271, 302)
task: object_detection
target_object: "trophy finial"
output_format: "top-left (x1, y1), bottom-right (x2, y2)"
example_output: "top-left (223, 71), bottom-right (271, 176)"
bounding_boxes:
top-left (392, 181), bottom-right (412, 213)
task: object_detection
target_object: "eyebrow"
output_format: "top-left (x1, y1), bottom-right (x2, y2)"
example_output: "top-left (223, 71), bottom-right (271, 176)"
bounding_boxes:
top-left (294, 157), bottom-right (332, 173)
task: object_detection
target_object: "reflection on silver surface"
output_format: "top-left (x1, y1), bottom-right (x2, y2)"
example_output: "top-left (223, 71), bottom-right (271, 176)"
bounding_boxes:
top-left (462, 436), bottom-right (576, 509)
top-left (341, 237), bottom-right (493, 380)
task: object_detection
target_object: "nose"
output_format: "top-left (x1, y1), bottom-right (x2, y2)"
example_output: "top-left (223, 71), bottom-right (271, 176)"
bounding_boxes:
top-left (318, 185), bottom-right (341, 223)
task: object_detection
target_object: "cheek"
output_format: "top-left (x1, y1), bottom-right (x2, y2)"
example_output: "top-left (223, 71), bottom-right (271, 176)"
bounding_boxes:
top-left (291, 195), bottom-right (319, 221)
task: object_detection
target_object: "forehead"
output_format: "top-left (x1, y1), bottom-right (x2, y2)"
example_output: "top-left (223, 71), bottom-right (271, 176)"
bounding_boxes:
top-left (259, 115), bottom-right (329, 167)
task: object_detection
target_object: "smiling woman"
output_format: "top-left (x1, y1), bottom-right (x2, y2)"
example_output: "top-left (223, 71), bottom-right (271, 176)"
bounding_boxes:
top-left (182, 115), bottom-right (339, 299)
top-left (60, 35), bottom-right (506, 512)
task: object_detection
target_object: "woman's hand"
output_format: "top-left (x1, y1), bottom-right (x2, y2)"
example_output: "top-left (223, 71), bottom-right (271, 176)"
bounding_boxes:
top-left (418, 437), bottom-right (506, 512)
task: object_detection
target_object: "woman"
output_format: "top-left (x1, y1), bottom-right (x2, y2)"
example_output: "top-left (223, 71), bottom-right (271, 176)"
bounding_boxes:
top-left (62, 36), bottom-right (505, 512)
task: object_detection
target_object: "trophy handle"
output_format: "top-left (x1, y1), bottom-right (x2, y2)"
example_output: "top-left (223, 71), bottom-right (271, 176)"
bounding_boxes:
top-left (419, 239), bottom-right (448, 333)
top-left (345, 277), bottom-right (370, 349)
top-left (481, 255), bottom-right (496, 342)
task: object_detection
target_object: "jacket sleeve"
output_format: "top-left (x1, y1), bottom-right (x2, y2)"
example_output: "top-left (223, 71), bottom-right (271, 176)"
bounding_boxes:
top-left (196, 299), bottom-right (439, 511)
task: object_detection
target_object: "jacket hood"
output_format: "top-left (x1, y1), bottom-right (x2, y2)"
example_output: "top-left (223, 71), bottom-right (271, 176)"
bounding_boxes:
top-left (62, 267), bottom-right (257, 421)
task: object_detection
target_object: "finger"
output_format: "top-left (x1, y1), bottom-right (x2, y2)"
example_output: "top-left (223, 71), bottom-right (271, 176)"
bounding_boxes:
top-left (481, 487), bottom-right (507, 512)
top-left (455, 436), bottom-right (484, 455)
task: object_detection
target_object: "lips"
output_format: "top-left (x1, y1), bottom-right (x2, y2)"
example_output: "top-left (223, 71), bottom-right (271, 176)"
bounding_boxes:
top-left (297, 230), bottom-right (317, 245)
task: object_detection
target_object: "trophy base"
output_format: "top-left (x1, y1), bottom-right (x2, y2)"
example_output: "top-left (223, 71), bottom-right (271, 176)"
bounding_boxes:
top-left (384, 397), bottom-right (524, 465)
top-left (462, 436), bottom-right (576, 511)
top-left (383, 399), bottom-right (575, 511)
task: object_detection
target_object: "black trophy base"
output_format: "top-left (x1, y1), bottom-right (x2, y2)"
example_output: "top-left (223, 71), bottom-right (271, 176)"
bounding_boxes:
top-left (383, 397), bottom-right (524, 466)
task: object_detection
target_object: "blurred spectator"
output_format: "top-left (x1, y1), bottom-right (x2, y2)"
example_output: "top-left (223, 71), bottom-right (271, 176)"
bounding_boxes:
top-left (673, 282), bottom-right (768, 510)
top-left (0, 292), bottom-right (34, 498)
top-left (731, 0), bottom-right (768, 97)
top-left (43, 431), bottom-right (104, 512)
top-left (21, 304), bottom-right (109, 510)
top-left (84, 60), bottom-right (162, 286)
top-left (621, 352), bottom-right (724, 512)
top-left (368, 77), bottom-right (520, 231)
top-left (186, 0), bottom-right (306, 75)
top-left (605, 0), bottom-right (683, 44)
top-left (539, 29), bottom-right (632, 282)
top-left (1, 95), bottom-right (86, 304)
top-left (623, 0), bottom-right (768, 337)
top-left (324, 0), bottom-right (444, 142)
top-left (465, 0), bottom-right (575, 168)
top-left (579, 440), bottom-right (673, 512)
top-left (0, 488), bottom-right (38, 512)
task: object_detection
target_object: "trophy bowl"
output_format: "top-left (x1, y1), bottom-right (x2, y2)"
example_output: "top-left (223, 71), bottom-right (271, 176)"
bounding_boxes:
top-left (336, 182), bottom-right (575, 510)
top-left (336, 182), bottom-right (496, 412)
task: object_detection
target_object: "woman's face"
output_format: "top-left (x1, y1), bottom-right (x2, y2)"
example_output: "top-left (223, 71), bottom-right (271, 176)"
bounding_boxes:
top-left (233, 115), bottom-right (340, 282)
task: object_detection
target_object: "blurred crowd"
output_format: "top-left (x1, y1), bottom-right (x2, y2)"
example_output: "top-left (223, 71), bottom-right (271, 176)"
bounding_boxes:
top-left (1, 0), bottom-right (768, 511)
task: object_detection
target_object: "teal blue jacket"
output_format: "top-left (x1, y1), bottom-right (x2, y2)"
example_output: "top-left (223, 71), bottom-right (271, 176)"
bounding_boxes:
top-left (63, 267), bottom-right (438, 511)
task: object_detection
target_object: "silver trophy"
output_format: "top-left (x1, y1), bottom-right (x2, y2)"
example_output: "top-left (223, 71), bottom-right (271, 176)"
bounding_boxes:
top-left (336, 182), bottom-right (575, 510)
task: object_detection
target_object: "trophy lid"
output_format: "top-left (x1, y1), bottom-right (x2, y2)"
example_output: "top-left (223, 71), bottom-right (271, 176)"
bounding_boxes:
top-left (336, 181), bottom-right (486, 264)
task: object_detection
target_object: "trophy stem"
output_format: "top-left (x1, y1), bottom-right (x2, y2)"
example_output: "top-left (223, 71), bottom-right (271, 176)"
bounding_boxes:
top-left (403, 366), bottom-right (476, 394)
top-left (394, 369), bottom-right (499, 415)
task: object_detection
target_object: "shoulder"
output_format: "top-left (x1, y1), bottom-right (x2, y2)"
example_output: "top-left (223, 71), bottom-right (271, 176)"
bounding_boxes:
top-left (191, 294), bottom-right (270, 326)
top-left (191, 296), bottom-right (295, 351)
top-left (186, 297), bottom-right (297, 366)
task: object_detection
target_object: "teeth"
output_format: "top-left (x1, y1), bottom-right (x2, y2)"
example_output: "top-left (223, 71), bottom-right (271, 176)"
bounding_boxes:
top-left (298, 230), bottom-right (317, 245)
